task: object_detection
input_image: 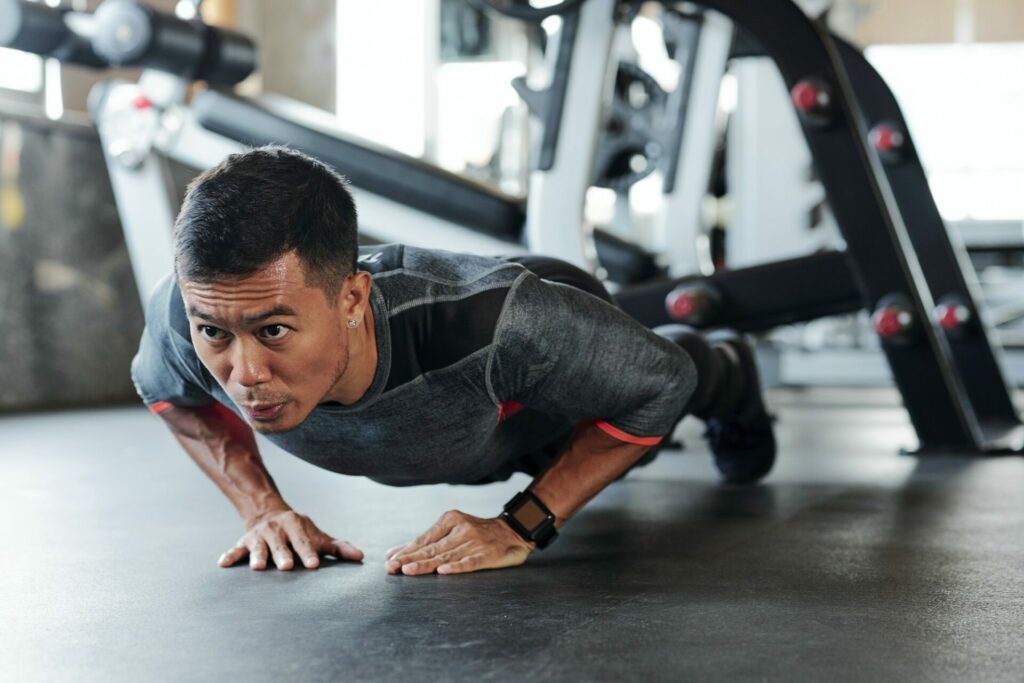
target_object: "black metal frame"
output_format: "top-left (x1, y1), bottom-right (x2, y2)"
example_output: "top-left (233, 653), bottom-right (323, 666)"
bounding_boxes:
top-left (831, 36), bottom-right (1023, 450)
top-left (616, 0), bottom-right (1022, 454)
top-left (510, 7), bottom-right (581, 171)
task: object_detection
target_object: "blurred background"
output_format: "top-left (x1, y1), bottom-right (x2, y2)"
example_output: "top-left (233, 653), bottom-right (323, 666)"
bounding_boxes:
top-left (1, 0), bottom-right (1022, 413)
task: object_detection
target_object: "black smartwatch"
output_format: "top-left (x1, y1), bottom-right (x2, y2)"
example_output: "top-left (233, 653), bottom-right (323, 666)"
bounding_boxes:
top-left (501, 490), bottom-right (558, 549)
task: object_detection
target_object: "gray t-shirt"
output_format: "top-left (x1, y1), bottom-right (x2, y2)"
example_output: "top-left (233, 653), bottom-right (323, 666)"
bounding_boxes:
top-left (131, 244), bottom-right (696, 486)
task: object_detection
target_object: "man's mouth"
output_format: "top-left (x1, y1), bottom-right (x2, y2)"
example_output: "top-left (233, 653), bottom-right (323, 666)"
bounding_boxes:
top-left (243, 403), bottom-right (286, 421)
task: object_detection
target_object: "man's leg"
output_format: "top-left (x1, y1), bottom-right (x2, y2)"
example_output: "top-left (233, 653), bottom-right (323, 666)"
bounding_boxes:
top-left (653, 324), bottom-right (744, 420)
top-left (653, 324), bottom-right (776, 483)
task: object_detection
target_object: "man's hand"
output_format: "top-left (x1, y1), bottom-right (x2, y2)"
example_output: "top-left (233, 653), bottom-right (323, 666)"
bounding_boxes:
top-left (218, 508), bottom-right (364, 571)
top-left (384, 509), bottom-right (535, 576)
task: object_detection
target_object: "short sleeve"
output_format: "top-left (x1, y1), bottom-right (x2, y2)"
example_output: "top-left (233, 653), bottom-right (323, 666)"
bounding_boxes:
top-left (486, 271), bottom-right (697, 444)
top-left (130, 274), bottom-right (215, 412)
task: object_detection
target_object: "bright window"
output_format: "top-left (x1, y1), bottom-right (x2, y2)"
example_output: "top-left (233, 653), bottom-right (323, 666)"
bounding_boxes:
top-left (0, 47), bottom-right (43, 93)
top-left (868, 43), bottom-right (1024, 221)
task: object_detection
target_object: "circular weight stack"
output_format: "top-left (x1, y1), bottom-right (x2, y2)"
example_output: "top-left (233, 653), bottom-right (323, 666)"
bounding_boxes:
top-left (593, 61), bottom-right (667, 192)
top-left (470, 0), bottom-right (587, 22)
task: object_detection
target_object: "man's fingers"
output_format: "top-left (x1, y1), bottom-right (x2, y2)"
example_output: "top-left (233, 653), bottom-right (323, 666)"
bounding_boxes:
top-left (400, 542), bottom-right (474, 576)
top-left (218, 544), bottom-right (248, 568)
top-left (410, 511), bottom-right (461, 550)
top-left (392, 535), bottom-right (465, 566)
top-left (264, 530), bottom-right (295, 571)
top-left (385, 543), bottom-right (411, 561)
top-left (328, 539), bottom-right (364, 562)
top-left (231, 511), bottom-right (363, 572)
top-left (287, 531), bottom-right (321, 570)
top-left (249, 539), bottom-right (269, 570)
top-left (385, 511), bottom-right (463, 570)
top-left (437, 554), bottom-right (486, 575)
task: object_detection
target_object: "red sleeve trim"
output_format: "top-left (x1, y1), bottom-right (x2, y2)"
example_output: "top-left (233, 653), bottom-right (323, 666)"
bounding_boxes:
top-left (594, 420), bottom-right (664, 446)
top-left (147, 401), bottom-right (174, 415)
top-left (496, 400), bottom-right (525, 424)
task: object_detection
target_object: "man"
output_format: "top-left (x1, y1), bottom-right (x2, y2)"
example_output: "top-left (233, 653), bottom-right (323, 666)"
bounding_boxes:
top-left (132, 146), bottom-right (775, 577)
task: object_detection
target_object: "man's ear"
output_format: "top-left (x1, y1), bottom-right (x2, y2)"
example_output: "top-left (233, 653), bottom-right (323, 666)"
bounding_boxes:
top-left (342, 272), bottom-right (373, 315)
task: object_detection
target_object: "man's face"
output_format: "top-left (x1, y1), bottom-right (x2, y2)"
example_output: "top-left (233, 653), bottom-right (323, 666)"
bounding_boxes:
top-left (180, 251), bottom-right (362, 434)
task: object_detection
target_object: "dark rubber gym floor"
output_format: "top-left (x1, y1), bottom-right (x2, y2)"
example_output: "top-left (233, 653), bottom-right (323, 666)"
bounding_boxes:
top-left (3, 388), bottom-right (1022, 682)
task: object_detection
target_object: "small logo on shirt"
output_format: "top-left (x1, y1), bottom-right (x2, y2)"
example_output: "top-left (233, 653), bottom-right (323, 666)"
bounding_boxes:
top-left (359, 252), bottom-right (384, 264)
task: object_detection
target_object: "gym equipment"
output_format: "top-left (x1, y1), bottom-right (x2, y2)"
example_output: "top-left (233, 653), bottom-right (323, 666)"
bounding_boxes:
top-left (616, 1), bottom-right (1023, 454)
top-left (90, 0), bottom-right (256, 85)
top-left (478, 0), bottom-right (1023, 454)
top-left (0, 0), bottom-right (103, 67)
top-left (470, 0), bottom-right (586, 23)
top-left (0, 0), bottom-right (671, 294)
top-left (0, 0), bottom-right (525, 300)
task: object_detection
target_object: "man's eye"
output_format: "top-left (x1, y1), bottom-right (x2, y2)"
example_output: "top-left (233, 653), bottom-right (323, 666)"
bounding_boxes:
top-left (199, 326), bottom-right (226, 341)
top-left (261, 324), bottom-right (290, 340)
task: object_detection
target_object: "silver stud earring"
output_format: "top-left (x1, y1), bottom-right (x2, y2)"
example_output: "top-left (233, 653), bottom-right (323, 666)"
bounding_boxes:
top-left (347, 319), bottom-right (358, 328)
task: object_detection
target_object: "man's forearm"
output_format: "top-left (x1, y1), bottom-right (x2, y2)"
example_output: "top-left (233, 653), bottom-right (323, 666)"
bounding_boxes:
top-left (527, 422), bottom-right (653, 528)
top-left (160, 403), bottom-right (289, 524)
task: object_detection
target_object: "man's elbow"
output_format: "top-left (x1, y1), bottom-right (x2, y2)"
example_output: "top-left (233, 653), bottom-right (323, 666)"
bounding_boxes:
top-left (158, 403), bottom-right (241, 441)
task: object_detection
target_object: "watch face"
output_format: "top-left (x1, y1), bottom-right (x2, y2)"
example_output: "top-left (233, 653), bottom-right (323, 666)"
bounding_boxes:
top-left (514, 498), bottom-right (549, 531)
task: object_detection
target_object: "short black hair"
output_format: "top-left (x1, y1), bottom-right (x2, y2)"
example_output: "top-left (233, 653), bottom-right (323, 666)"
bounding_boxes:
top-left (174, 145), bottom-right (358, 297)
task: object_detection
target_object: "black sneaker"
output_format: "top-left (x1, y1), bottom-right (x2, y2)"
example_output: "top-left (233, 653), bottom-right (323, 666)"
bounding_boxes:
top-left (702, 331), bottom-right (776, 484)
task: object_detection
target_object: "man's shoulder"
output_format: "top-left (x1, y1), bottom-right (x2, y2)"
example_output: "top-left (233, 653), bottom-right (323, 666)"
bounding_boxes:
top-left (358, 243), bottom-right (521, 281)
top-left (143, 272), bottom-right (193, 346)
top-left (365, 246), bottom-right (528, 391)
top-left (132, 272), bottom-right (213, 406)
top-left (360, 244), bottom-right (526, 309)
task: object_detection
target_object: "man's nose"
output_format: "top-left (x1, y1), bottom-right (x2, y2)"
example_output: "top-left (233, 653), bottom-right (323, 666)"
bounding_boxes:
top-left (230, 341), bottom-right (271, 387)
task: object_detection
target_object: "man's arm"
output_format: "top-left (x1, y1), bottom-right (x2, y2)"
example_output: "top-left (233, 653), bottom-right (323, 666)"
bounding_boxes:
top-left (385, 272), bottom-right (693, 576)
top-left (527, 421), bottom-right (649, 528)
top-left (131, 278), bottom-right (362, 570)
top-left (158, 403), bottom-right (364, 570)
top-left (384, 421), bottom-right (650, 575)
top-left (159, 403), bottom-right (289, 524)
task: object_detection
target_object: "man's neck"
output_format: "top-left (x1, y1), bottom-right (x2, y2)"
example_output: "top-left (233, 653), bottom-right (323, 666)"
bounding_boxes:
top-left (326, 300), bottom-right (378, 406)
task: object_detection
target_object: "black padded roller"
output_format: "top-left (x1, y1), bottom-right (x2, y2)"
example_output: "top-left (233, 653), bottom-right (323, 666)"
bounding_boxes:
top-left (193, 90), bottom-right (527, 242)
top-left (91, 0), bottom-right (256, 85)
top-left (0, 0), bottom-right (104, 67)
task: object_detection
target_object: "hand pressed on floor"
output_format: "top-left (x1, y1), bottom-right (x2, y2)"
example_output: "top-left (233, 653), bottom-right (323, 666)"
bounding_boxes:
top-left (385, 509), bottom-right (535, 576)
top-left (219, 508), bottom-right (364, 571)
